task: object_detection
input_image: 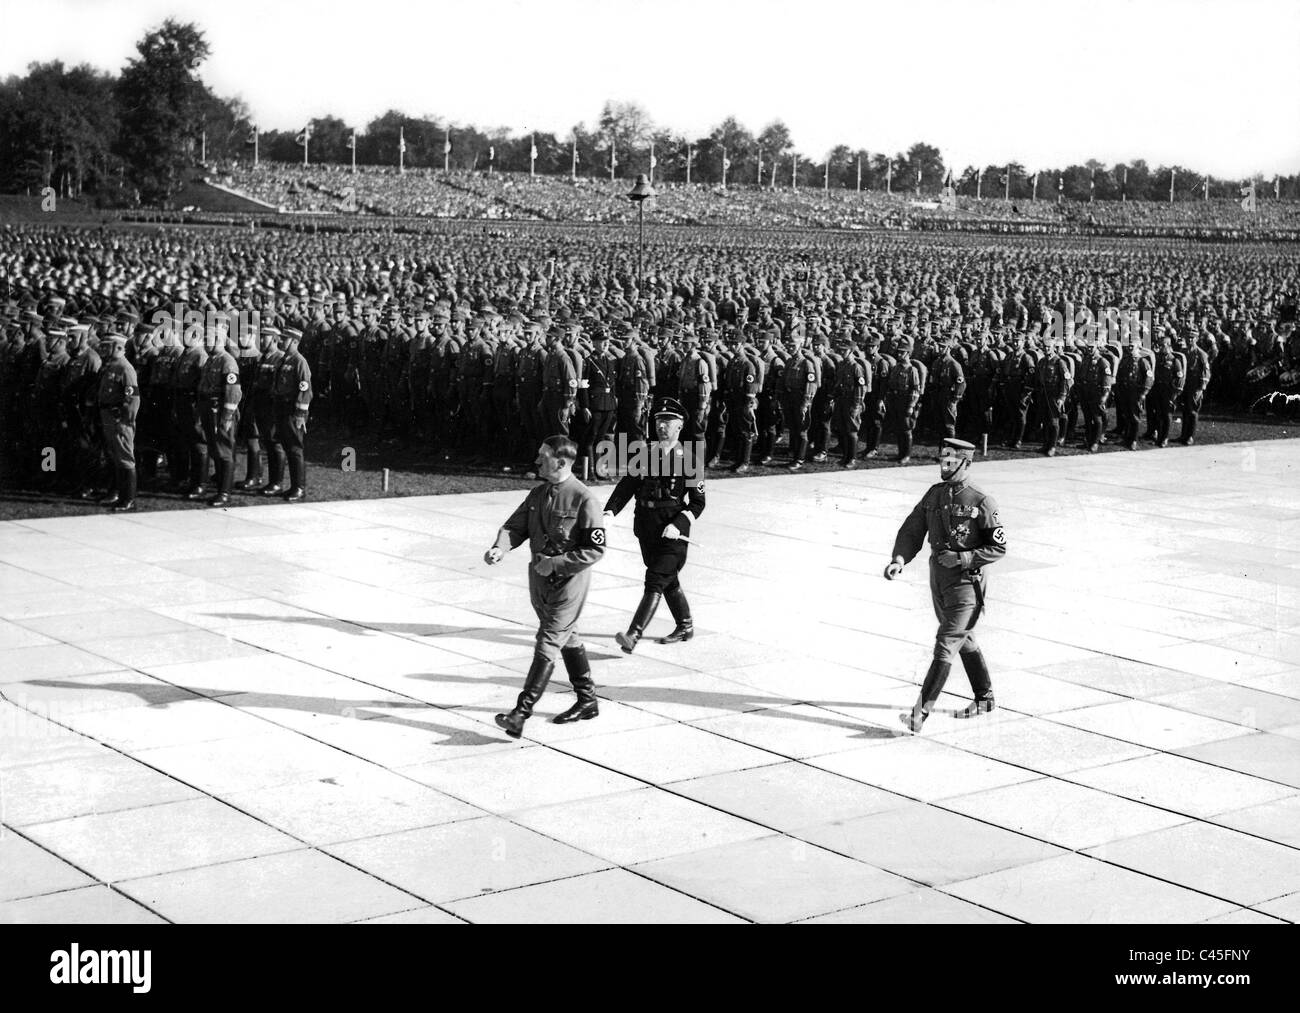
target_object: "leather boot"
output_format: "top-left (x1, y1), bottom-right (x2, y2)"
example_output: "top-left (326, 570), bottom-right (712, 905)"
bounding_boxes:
top-left (901, 659), bottom-right (951, 732)
top-left (99, 474), bottom-right (121, 508)
top-left (659, 587), bottom-right (694, 644)
top-left (956, 650), bottom-right (995, 718)
top-left (615, 590), bottom-right (662, 653)
top-left (731, 438), bottom-right (754, 474)
top-left (112, 469), bottom-right (137, 513)
top-left (553, 645), bottom-right (598, 723)
top-left (495, 655), bottom-right (555, 738)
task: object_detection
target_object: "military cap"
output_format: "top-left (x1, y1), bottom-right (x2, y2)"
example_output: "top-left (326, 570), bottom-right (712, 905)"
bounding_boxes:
top-left (894, 337), bottom-right (914, 352)
top-left (431, 304), bottom-right (452, 322)
top-left (652, 397), bottom-right (686, 422)
top-left (259, 325), bottom-right (282, 340)
top-left (100, 332), bottom-right (129, 349)
top-left (46, 327), bottom-right (68, 340)
top-left (941, 438), bottom-right (976, 462)
top-left (281, 327), bottom-right (304, 341)
top-left (59, 316), bottom-right (79, 329)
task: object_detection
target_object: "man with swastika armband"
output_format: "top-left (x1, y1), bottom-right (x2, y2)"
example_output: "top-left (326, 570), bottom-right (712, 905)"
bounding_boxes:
top-left (268, 327), bottom-right (313, 502)
top-left (484, 436), bottom-right (606, 737)
top-left (884, 438), bottom-right (1006, 734)
top-left (603, 398), bottom-right (706, 653)
top-left (195, 318), bottom-right (242, 507)
top-left (95, 333), bottom-right (141, 513)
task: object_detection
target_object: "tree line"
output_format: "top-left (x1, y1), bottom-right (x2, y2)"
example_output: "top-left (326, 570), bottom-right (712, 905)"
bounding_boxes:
top-left (1, 19), bottom-right (1295, 207)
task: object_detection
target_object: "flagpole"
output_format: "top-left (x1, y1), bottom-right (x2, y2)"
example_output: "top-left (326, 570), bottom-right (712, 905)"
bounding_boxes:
top-left (444, 129), bottom-right (450, 173)
top-left (399, 126), bottom-right (405, 175)
top-left (350, 130), bottom-right (356, 173)
top-left (757, 150), bottom-right (762, 186)
top-left (530, 133), bottom-right (536, 179)
top-left (1031, 173), bottom-right (1037, 201)
top-left (824, 158), bottom-right (829, 193)
top-left (1170, 168), bottom-right (1175, 204)
top-left (686, 145), bottom-right (692, 186)
top-left (609, 135), bottom-right (615, 182)
top-left (201, 128), bottom-right (206, 164)
top-left (886, 160), bottom-right (891, 196)
top-left (572, 135), bottom-right (578, 182)
top-left (792, 154), bottom-right (798, 191)
top-left (1204, 175), bottom-right (1209, 201)
top-left (857, 156), bottom-right (862, 193)
top-left (974, 167), bottom-right (979, 201)
top-left (1122, 166), bottom-right (1127, 201)
top-left (1004, 164), bottom-right (1010, 201)
top-left (253, 126), bottom-right (259, 168)
top-left (649, 140), bottom-right (655, 185)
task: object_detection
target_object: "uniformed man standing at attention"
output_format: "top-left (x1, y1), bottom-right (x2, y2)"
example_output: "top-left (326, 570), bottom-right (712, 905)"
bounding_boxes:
top-left (484, 436), bottom-right (606, 736)
top-left (885, 337), bottom-right (923, 464)
top-left (95, 333), bottom-right (141, 513)
top-left (268, 327), bottom-right (313, 502)
top-left (581, 325), bottom-right (619, 478)
top-left (194, 317), bottom-right (242, 507)
top-left (884, 438), bottom-right (1006, 733)
top-left (603, 398), bottom-right (706, 653)
top-left (1034, 336), bottom-right (1070, 456)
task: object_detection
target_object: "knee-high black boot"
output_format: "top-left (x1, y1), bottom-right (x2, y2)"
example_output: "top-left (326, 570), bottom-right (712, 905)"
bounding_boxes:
top-left (904, 659), bottom-right (952, 733)
top-left (495, 655), bottom-right (555, 738)
top-left (659, 587), bottom-right (694, 644)
top-left (113, 468), bottom-right (137, 513)
top-left (731, 438), bottom-right (754, 474)
top-left (553, 645), bottom-right (598, 723)
top-left (956, 650), bottom-right (995, 718)
top-left (615, 590), bottom-right (662, 654)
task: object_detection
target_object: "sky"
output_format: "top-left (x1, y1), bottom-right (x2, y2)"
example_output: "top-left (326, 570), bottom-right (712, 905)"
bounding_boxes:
top-left (2, 0), bottom-right (1298, 177)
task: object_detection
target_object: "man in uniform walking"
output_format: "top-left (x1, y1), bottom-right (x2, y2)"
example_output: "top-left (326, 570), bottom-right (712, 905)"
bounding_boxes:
top-left (603, 398), bottom-right (706, 653)
top-left (484, 436), bottom-right (606, 736)
top-left (1075, 338), bottom-right (1113, 453)
top-left (1115, 337), bottom-right (1154, 450)
top-left (582, 325), bottom-right (620, 478)
top-left (884, 438), bottom-right (1006, 733)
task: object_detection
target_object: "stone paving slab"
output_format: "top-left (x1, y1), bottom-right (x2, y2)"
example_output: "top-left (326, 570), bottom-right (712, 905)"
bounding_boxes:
top-left (1, 438), bottom-right (1298, 922)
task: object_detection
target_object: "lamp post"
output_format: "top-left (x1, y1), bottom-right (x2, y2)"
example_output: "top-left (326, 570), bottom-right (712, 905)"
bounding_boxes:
top-left (626, 173), bottom-right (656, 294)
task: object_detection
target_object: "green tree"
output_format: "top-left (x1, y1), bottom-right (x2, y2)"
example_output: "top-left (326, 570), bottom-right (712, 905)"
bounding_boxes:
top-left (115, 19), bottom-right (211, 203)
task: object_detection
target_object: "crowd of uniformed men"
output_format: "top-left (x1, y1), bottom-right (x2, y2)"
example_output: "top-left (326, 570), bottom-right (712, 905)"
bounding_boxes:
top-left (2, 223), bottom-right (1298, 512)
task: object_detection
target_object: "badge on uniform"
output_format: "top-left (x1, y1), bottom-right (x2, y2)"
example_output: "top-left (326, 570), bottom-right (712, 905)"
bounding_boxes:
top-left (226, 372), bottom-right (237, 384)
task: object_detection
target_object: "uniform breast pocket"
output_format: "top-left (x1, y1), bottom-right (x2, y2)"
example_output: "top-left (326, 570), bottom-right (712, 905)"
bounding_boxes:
top-left (553, 511), bottom-right (578, 545)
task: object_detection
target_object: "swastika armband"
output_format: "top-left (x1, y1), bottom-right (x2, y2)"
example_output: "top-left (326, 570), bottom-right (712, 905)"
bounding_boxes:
top-left (226, 372), bottom-right (238, 385)
top-left (581, 527), bottom-right (606, 548)
top-left (990, 527), bottom-right (1006, 546)
top-left (807, 372), bottom-right (815, 383)
top-left (298, 381), bottom-right (309, 391)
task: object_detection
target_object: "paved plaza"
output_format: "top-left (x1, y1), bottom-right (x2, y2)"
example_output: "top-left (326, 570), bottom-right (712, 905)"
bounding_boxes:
top-left (1, 440), bottom-right (1298, 924)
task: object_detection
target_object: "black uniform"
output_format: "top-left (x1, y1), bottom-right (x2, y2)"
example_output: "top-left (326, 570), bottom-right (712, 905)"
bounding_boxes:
top-left (605, 440), bottom-right (706, 647)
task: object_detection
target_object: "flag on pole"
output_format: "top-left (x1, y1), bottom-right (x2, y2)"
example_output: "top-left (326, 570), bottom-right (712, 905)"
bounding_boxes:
top-left (885, 160), bottom-right (891, 194)
top-left (1203, 175), bottom-right (1210, 200)
top-left (296, 124), bottom-right (310, 166)
top-left (1275, 177), bottom-right (1281, 199)
top-left (1030, 173), bottom-right (1038, 200)
top-left (825, 159), bottom-right (830, 192)
top-left (649, 142), bottom-right (657, 170)
top-left (1089, 168), bottom-right (1095, 202)
top-left (399, 129), bottom-right (406, 155)
top-left (1240, 181), bottom-right (1257, 213)
top-left (530, 137), bottom-right (538, 161)
top-left (443, 136), bottom-right (451, 155)
top-left (1170, 167), bottom-right (1176, 203)
top-left (1122, 165), bottom-right (1128, 201)
top-left (757, 149), bottom-right (762, 184)
top-left (346, 131), bottom-right (355, 150)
